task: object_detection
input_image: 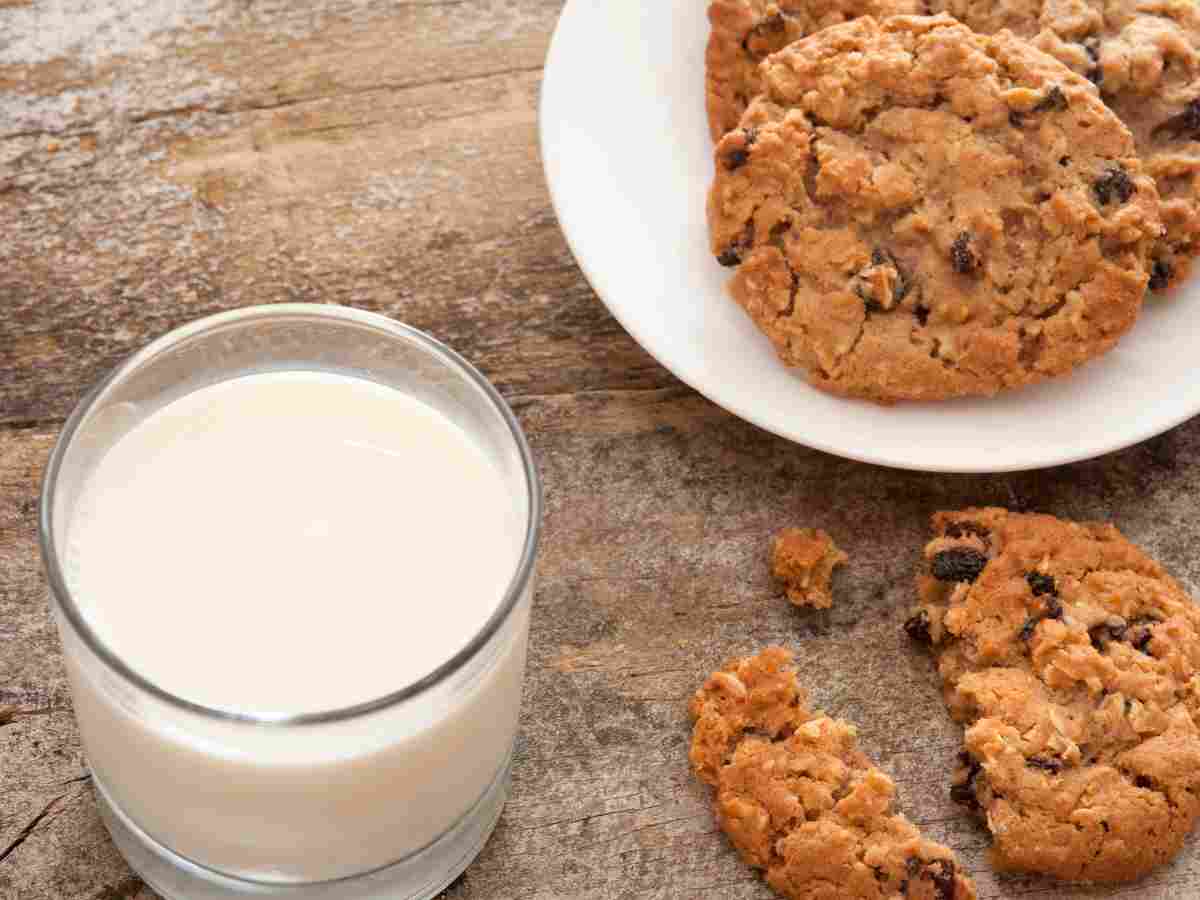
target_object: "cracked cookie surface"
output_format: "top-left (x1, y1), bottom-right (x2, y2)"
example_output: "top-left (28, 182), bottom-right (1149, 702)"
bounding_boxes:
top-left (929, 0), bottom-right (1200, 289)
top-left (705, 0), bottom-right (923, 142)
top-left (707, 15), bottom-right (1162, 403)
top-left (689, 647), bottom-right (977, 899)
top-left (907, 508), bottom-right (1200, 882)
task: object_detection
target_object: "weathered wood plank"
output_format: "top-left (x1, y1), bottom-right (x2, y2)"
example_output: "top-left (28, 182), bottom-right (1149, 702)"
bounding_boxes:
top-left (0, 0), bottom-right (669, 426)
top-left (4, 394), bottom-right (1200, 899)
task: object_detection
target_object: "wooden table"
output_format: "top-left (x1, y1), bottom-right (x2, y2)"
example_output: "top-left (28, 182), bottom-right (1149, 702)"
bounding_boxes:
top-left (2, 3), bottom-right (1199, 898)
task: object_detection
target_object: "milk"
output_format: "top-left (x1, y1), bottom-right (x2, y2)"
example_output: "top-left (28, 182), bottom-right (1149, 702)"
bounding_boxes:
top-left (57, 370), bottom-right (531, 883)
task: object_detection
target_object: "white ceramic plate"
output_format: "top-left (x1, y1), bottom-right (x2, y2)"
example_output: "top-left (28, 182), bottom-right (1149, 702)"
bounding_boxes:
top-left (540, 1), bottom-right (1200, 473)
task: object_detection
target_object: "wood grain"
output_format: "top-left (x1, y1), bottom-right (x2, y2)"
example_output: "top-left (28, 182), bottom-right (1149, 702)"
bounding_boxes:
top-left (0, 0), bottom-right (665, 426)
top-left (3, 2), bottom-right (1200, 899)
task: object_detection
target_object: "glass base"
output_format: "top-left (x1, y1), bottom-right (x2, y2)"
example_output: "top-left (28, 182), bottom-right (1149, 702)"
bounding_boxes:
top-left (93, 758), bottom-right (511, 900)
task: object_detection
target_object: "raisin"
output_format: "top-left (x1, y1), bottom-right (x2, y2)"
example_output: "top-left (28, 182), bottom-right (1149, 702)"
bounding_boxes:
top-left (1025, 572), bottom-right (1057, 596)
top-left (1089, 621), bottom-right (1128, 650)
top-left (1027, 756), bottom-right (1063, 773)
top-left (741, 13), bottom-right (787, 56)
top-left (1153, 97), bottom-right (1200, 140)
top-left (951, 753), bottom-right (982, 810)
top-left (1135, 775), bottom-right (1154, 790)
top-left (1084, 40), bottom-right (1104, 85)
top-left (1043, 595), bottom-right (1064, 620)
top-left (950, 232), bottom-right (977, 274)
top-left (717, 221), bottom-right (754, 267)
top-left (931, 548), bottom-right (987, 583)
top-left (906, 859), bottom-right (959, 900)
top-left (944, 521), bottom-right (989, 539)
top-left (1127, 615), bottom-right (1160, 654)
top-left (1032, 85), bottom-right (1068, 113)
top-left (1089, 615), bottom-right (1157, 652)
top-left (1084, 37), bottom-right (1099, 84)
top-left (1093, 166), bottom-right (1135, 205)
top-left (914, 305), bottom-right (930, 327)
top-left (1021, 593), bottom-right (1063, 641)
top-left (931, 860), bottom-right (959, 900)
top-left (723, 129), bottom-right (758, 171)
top-left (1149, 259), bottom-right (1174, 292)
top-left (904, 609), bottom-right (932, 644)
top-left (1131, 625), bottom-right (1155, 654)
top-left (949, 781), bottom-right (978, 810)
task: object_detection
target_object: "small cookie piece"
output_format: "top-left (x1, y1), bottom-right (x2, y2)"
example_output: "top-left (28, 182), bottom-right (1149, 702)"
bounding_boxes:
top-left (771, 527), bottom-right (847, 608)
top-left (708, 15), bottom-right (1163, 403)
top-left (690, 648), bottom-right (977, 899)
top-left (908, 509), bottom-right (1200, 882)
top-left (705, 0), bottom-right (923, 142)
top-left (928, 0), bottom-right (1200, 288)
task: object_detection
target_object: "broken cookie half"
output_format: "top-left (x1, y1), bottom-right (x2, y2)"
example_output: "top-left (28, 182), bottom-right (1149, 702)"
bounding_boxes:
top-left (689, 647), bottom-right (977, 900)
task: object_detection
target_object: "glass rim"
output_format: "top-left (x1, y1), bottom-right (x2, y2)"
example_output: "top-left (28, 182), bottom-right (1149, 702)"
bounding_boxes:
top-left (39, 303), bottom-right (542, 727)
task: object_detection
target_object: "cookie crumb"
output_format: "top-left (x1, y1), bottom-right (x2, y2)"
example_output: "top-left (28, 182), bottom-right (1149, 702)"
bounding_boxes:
top-left (771, 527), bottom-right (847, 609)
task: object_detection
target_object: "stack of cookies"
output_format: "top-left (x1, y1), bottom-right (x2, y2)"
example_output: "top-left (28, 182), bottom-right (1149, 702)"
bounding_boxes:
top-left (704, 1), bottom-right (1200, 403)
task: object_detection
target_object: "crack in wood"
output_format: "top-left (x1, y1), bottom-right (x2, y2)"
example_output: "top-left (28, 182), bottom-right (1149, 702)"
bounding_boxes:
top-left (130, 64), bottom-right (546, 127)
top-left (0, 706), bottom-right (72, 723)
top-left (0, 62), bottom-right (545, 143)
top-left (517, 801), bottom-right (655, 833)
top-left (578, 813), bottom-right (714, 857)
top-left (0, 416), bottom-right (62, 432)
top-left (0, 793), bottom-right (68, 866)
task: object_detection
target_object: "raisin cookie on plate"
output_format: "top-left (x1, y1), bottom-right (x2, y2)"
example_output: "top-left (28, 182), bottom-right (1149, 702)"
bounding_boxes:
top-left (708, 15), bottom-right (1162, 402)
top-left (907, 508), bottom-right (1200, 881)
top-left (705, 0), bottom-right (924, 142)
top-left (929, 0), bottom-right (1200, 289)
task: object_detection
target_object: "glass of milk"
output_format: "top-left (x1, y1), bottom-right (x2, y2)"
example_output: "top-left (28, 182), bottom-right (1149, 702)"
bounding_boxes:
top-left (39, 304), bottom-right (541, 900)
